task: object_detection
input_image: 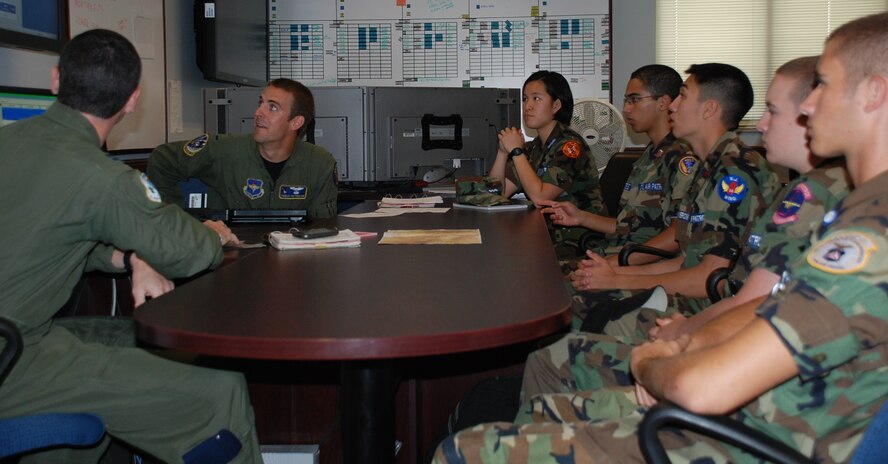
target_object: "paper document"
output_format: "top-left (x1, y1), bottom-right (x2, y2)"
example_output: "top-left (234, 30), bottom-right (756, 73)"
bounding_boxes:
top-left (378, 229), bottom-right (482, 245)
top-left (378, 196), bottom-right (444, 208)
top-left (268, 229), bottom-right (361, 250)
top-left (341, 208), bottom-right (450, 218)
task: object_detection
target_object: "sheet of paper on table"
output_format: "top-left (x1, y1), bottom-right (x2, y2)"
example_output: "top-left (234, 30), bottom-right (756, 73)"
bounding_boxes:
top-left (378, 229), bottom-right (482, 245)
top-left (340, 208), bottom-right (451, 218)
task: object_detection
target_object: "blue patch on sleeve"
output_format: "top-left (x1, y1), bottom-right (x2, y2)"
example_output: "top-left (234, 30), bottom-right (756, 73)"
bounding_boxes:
top-left (718, 174), bottom-right (748, 204)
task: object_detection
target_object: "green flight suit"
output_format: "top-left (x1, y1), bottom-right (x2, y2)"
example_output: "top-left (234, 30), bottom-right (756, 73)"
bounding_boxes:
top-left (0, 103), bottom-right (261, 463)
top-left (432, 167), bottom-right (888, 464)
top-left (148, 133), bottom-right (338, 218)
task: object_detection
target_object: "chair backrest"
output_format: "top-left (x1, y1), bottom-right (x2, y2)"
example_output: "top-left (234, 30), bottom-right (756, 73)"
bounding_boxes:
top-left (599, 151), bottom-right (640, 216)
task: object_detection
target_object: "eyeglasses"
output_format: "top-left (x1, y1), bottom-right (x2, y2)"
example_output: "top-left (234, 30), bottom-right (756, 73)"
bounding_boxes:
top-left (623, 95), bottom-right (658, 106)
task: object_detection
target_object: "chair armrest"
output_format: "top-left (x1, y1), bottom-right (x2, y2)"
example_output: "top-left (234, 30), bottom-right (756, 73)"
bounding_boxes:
top-left (617, 244), bottom-right (678, 267)
top-left (638, 401), bottom-right (811, 464)
top-left (577, 230), bottom-right (607, 253)
top-left (0, 317), bottom-right (23, 385)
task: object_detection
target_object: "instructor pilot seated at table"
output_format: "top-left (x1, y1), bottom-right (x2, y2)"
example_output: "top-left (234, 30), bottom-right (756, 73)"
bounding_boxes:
top-left (147, 78), bottom-right (338, 218)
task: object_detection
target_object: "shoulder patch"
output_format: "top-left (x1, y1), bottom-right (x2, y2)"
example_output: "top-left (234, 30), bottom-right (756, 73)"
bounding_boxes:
top-left (243, 178), bottom-right (265, 200)
top-left (183, 133), bottom-right (209, 157)
top-left (807, 232), bottom-right (877, 274)
top-left (139, 173), bottom-right (162, 203)
top-left (678, 156), bottom-right (697, 176)
top-left (773, 183), bottom-right (813, 225)
top-left (718, 174), bottom-right (747, 204)
top-left (561, 140), bottom-right (582, 159)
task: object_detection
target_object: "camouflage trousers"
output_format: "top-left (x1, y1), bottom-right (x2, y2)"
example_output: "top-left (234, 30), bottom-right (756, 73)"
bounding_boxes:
top-left (432, 413), bottom-right (741, 464)
top-left (570, 287), bottom-right (703, 341)
top-left (518, 332), bottom-right (637, 425)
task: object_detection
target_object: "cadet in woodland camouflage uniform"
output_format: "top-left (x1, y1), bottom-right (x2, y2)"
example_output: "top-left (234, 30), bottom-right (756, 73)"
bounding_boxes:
top-left (516, 56), bottom-right (853, 425)
top-left (568, 63), bottom-right (781, 334)
top-left (433, 13), bottom-right (888, 463)
top-left (539, 65), bottom-right (697, 260)
top-left (489, 71), bottom-right (605, 251)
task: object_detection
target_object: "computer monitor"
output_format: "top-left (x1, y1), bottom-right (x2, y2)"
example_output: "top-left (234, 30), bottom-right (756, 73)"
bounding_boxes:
top-left (0, 0), bottom-right (68, 53)
top-left (0, 86), bottom-right (56, 128)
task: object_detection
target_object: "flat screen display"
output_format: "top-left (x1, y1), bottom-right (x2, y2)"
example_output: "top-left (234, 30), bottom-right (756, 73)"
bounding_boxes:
top-left (0, 86), bottom-right (55, 127)
top-left (0, 0), bottom-right (67, 53)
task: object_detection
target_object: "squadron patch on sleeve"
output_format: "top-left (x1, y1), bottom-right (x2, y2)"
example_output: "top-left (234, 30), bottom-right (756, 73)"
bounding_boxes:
top-left (279, 185), bottom-right (307, 199)
top-left (561, 140), bottom-right (582, 159)
top-left (243, 178), bottom-right (265, 200)
top-left (678, 156), bottom-right (697, 176)
top-left (139, 173), bottom-right (162, 203)
top-left (718, 174), bottom-right (747, 204)
top-left (183, 133), bottom-right (209, 157)
top-left (807, 232), bottom-right (877, 274)
top-left (773, 183), bottom-right (813, 225)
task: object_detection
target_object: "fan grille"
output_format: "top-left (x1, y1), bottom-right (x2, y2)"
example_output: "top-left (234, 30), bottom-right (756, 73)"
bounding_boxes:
top-left (571, 99), bottom-right (627, 175)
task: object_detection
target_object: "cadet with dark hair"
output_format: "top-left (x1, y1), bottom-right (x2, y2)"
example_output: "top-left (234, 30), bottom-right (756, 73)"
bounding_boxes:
top-left (0, 29), bottom-right (261, 463)
top-left (489, 70), bottom-right (605, 249)
top-left (148, 78), bottom-right (338, 219)
top-left (569, 63), bottom-right (780, 335)
top-left (434, 12), bottom-right (888, 462)
top-left (538, 64), bottom-right (697, 255)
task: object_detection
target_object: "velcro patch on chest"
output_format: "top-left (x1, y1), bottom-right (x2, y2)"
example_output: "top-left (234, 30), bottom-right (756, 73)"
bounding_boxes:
top-left (243, 178), bottom-right (265, 200)
top-left (279, 185), bottom-right (307, 199)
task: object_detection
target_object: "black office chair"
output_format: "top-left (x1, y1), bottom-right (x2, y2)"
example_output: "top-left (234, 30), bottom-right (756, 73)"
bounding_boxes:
top-left (617, 243), bottom-right (679, 267)
top-left (705, 267), bottom-right (743, 303)
top-left (639, 400), bottom-right (888, 464)
top-left (0, 317), bottom-right (106, 459)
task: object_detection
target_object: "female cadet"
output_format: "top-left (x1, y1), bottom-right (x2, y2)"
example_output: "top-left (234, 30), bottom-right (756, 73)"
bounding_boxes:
top-left (490, 70), bottom-right (605, 250)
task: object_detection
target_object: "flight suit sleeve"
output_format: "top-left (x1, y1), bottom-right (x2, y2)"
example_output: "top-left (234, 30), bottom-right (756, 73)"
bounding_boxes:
top-left (147, 134), bottom-right (218, 207)
top-left (306, 149), bottom-right (338, 219)
top-left (89, 169), bottom-right (222, 278)
top-left (84, 243), bottom-right (118, 273)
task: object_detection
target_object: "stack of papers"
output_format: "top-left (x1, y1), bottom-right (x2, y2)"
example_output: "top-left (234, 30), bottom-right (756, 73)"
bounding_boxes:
top-left (267, 229), bottom-right (361, 250)
top-left (377, 196), bottom-right (444, 208)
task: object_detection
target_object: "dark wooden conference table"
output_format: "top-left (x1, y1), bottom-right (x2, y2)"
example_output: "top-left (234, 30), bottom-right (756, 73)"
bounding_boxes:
top-left (135, 201), bottom-right (571, 463)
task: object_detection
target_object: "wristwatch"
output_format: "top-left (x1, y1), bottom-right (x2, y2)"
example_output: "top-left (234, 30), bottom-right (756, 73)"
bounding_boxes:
top-left (123, 250), bottom-right (135, 272)
top-left (508, 147), bottom-right (526, 159)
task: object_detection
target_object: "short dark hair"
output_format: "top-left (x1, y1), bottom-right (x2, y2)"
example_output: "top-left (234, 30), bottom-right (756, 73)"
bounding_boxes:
top-left (827, 12), bottom-right (888, 90)
top-left (524, 70), bottom-right (574, 124)
top-left (630, 64), bottom-right (682, 100)
top-left (57, 29), bottom-right (141, 119)
top-left (685, 63), bottom-right (754, 130)
top-left (268, 78), bottom-right (315, 138)
top-left (775, 56), bottom-right (819, 105)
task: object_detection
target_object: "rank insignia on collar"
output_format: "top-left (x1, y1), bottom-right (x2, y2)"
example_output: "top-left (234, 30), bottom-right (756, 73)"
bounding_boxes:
top-left (773, 183), bottom-right (812, 225)
top-left (279, 185), bottom-right (307, 199)
top-left (718, 174), bottom-right (747, 204)
top-left (243, 178), bottom-right (265, 200)
top-left (807, 232), bottom-right (876, 274)
top-left (561, 140), bottom-right (582, 159)
top-left (678, 156), bottom-right (696, 176)
top-left (183, 133), bottom-right (209, 157)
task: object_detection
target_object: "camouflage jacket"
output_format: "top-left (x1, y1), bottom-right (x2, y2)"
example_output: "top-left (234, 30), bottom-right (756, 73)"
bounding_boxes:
top-left (746, 168), bottom-right (888, 463)
top-left (606, 132), bottom-right (696, 248)
top-left (675, 131), bottom-right (781, 269)
top-left (731, 159), bottom-right (851, 282)
top-left (507, 121), bottom-right (605, 215)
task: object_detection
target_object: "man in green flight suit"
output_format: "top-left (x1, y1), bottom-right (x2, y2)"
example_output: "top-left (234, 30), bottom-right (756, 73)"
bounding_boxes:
top-left (0, 29), bottom-right (261, 463)
top-left (434, 12), bottom-right (888, 463)
top-left (148, 78), bottom-right (338, 219)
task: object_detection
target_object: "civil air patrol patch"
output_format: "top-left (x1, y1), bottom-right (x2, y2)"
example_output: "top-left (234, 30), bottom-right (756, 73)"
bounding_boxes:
top-left (243, 178), bottom-right (265, 200)
top-left (183, 133), bottom-right (209, 157)
top-left (678, 156), bottom-right (697, 176)
top-left (561, 140), bottom-right (582, 159)
top-left (773, 183), bottom-right (813, 225)
top-left (718, 175), bottom-right (747, 204)
top-left (279, 185), bottom-right (307, 199)
top-left (139, 173), bottom-right (162, 203)
top-left (807, 232), bottom-right (877, 274)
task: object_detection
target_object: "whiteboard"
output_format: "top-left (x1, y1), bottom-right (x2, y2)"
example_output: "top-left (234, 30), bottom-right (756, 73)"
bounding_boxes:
top-left (268, 0), bottom-right (611, 101)
top-left (69, 0), bottom-right (166, 151)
